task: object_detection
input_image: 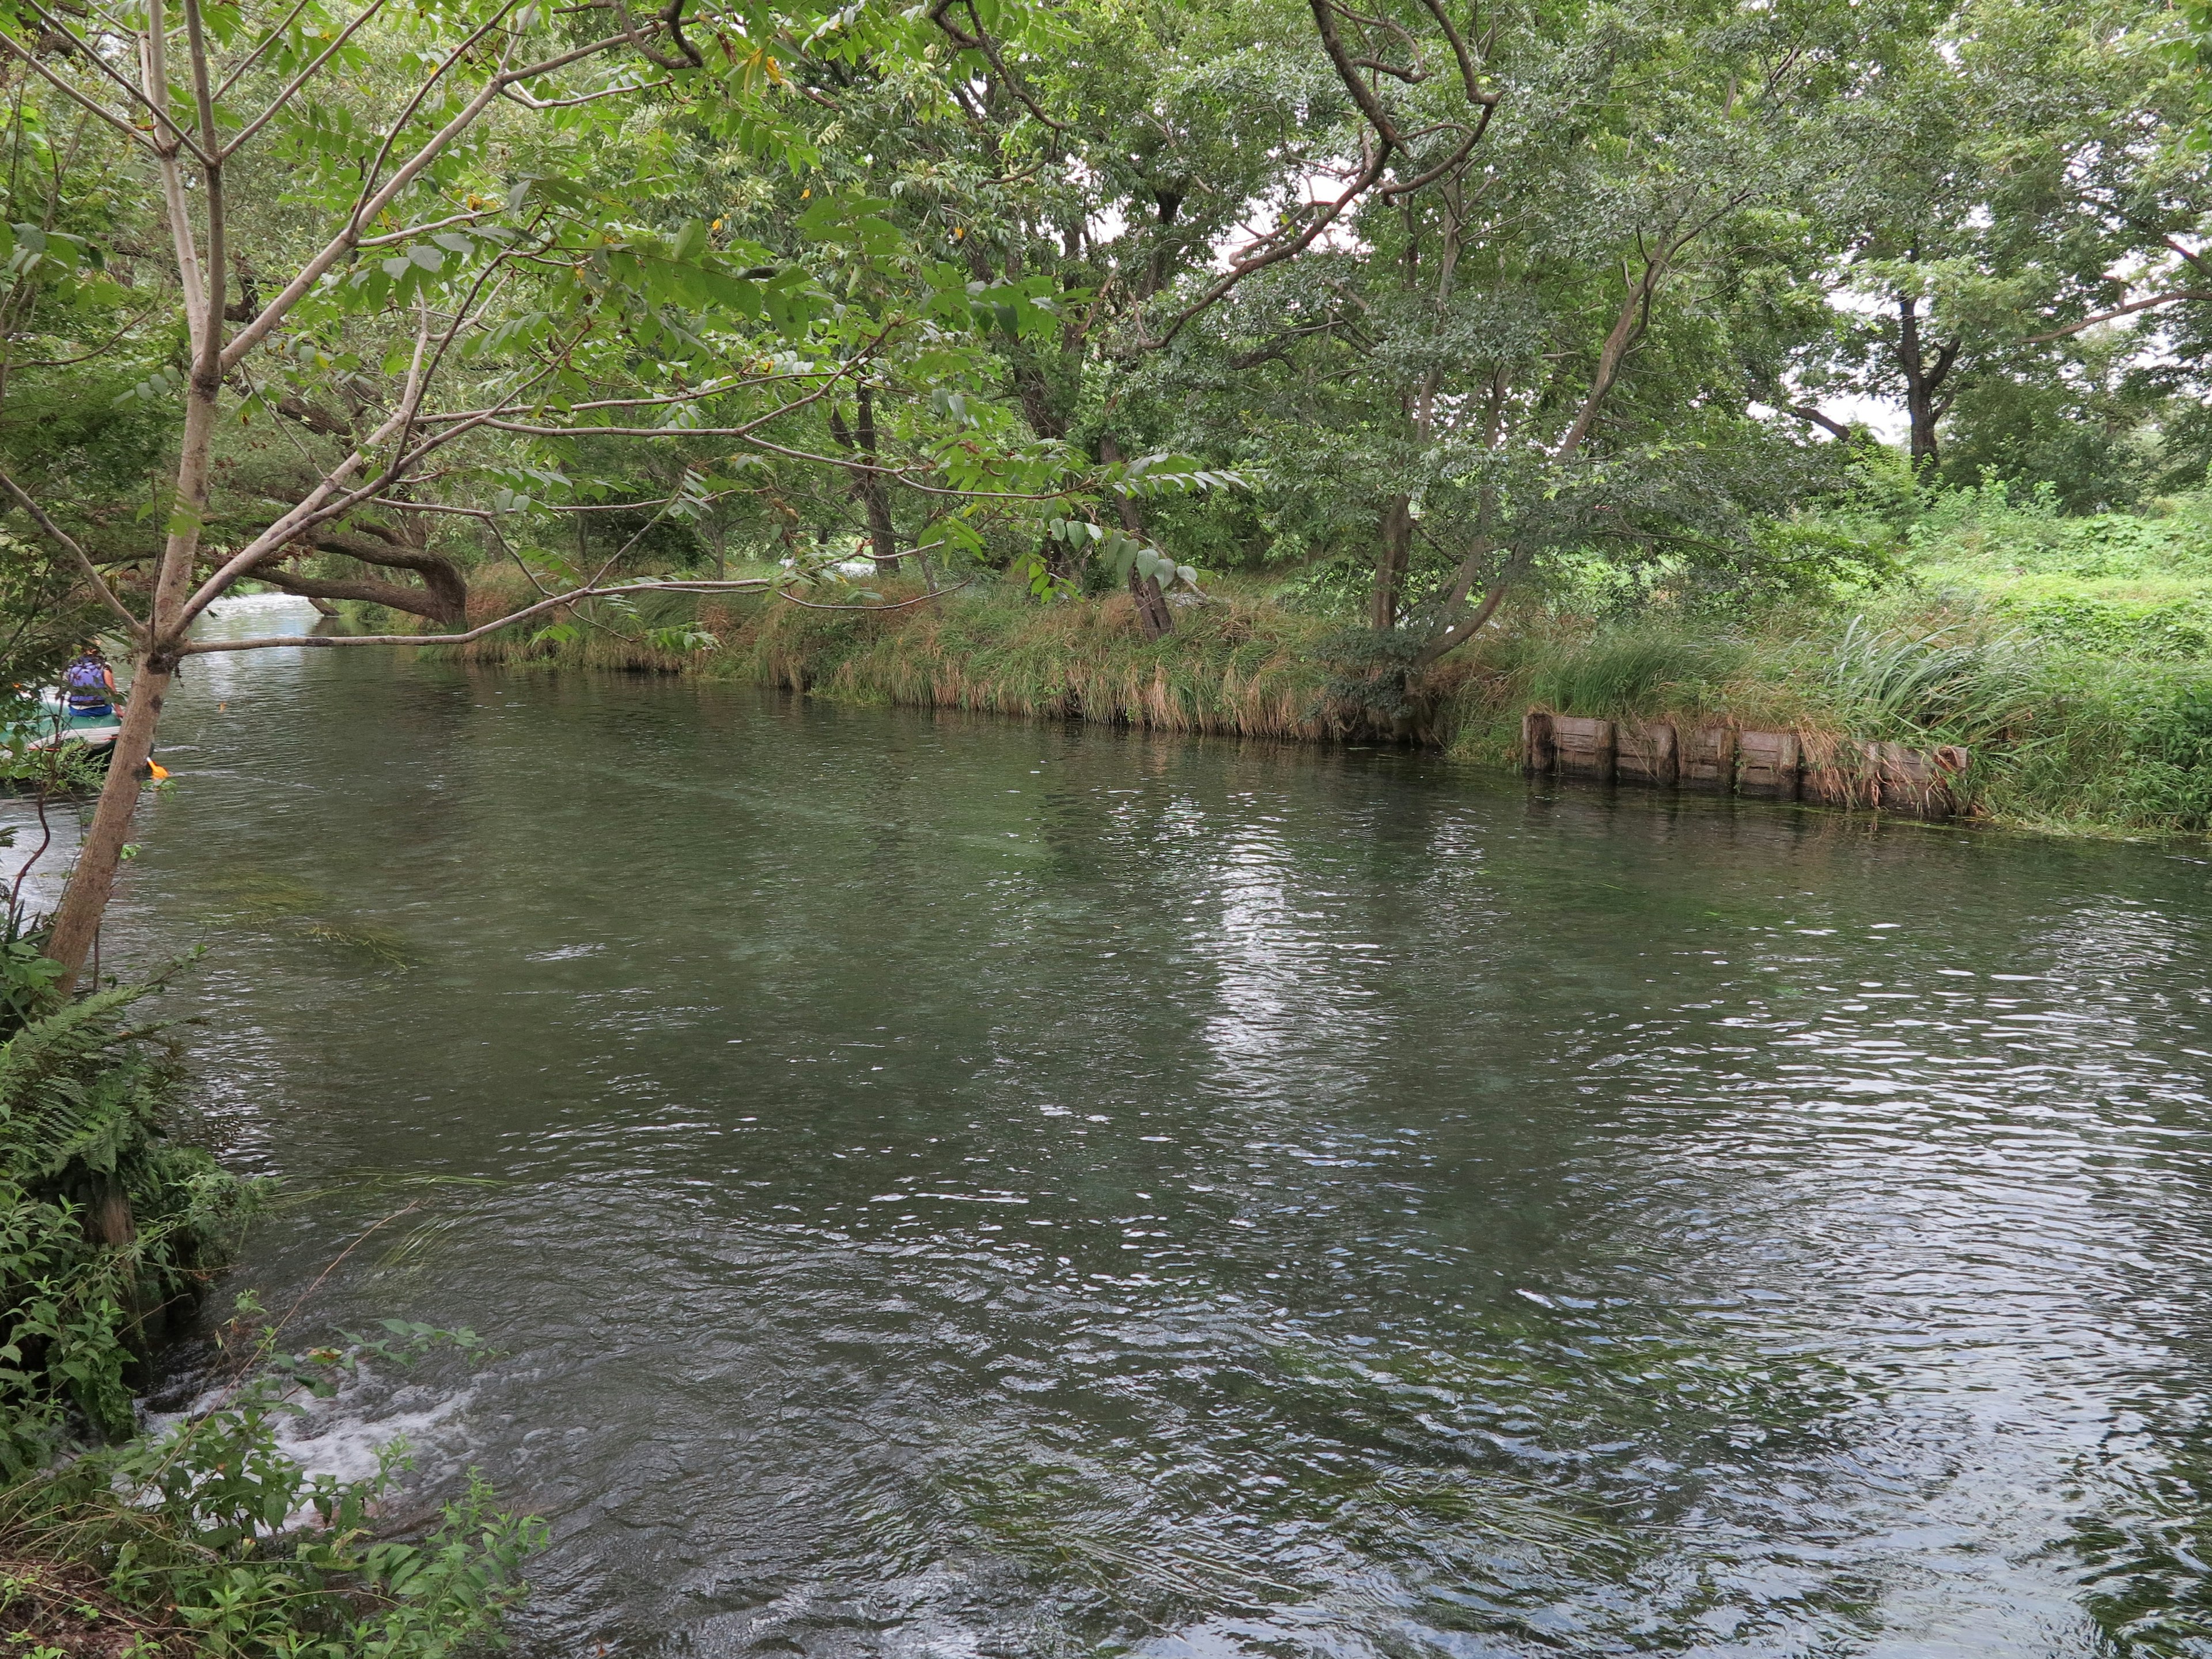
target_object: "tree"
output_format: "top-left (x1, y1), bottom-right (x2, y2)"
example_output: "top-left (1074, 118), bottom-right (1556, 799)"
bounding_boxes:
top-left (1796, 0), bottom-right (2180, 485)
top-left (0, 0), bottom-right (1105, 988)
top-left (1129, 0), bottom-right (1888, 668)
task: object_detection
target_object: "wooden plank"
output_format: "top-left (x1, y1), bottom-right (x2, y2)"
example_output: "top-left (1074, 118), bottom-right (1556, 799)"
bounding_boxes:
top-left (1522, 709), bottom-right (1555, 774)
top-left (1616, 721), bottom-right (1677, 787)
top-left (1798, 734), bottom-right (1865, 808)
top-left (1736, 729), bottom-right (1800, 798)
top-left (1551, 715), bottom-right (1616, 781)
top-left (1868, 741), bottom-right (1962, 818)
top-left (1680, 724), bottom-right (1736, 792)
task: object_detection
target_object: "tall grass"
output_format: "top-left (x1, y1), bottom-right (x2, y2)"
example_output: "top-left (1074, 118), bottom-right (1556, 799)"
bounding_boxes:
top-left (1816, 618), bottom-right (2041, 747)
top-left (1517, 628), bottom-right (1752, 720)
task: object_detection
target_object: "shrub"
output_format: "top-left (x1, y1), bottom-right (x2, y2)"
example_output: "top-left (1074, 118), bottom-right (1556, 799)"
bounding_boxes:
top-left (2114, 680), bottom-right (2212, 832)
top-left (0, 979), bottom-right (256, 1463)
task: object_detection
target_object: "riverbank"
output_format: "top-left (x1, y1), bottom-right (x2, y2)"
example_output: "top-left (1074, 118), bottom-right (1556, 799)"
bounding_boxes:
top-left (413, 560), bottom-right (2212, 843)
top-left (0, 968), bottom-right (539, 1656)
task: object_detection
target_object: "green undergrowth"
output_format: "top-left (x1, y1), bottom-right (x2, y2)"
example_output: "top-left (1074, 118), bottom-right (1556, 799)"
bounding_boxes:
top-left (0, 941), bottom-right (539, 1656)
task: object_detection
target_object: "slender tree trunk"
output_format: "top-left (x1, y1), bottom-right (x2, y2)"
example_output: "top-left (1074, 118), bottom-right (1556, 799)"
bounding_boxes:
top-left (48, 79), bottom-right (222, 992)
top-left (43, 661), bottom-right (170, 986)
top-left (831, 386), bottom-right (900, 576)
top-left (1895, 291), bottom-right (1954, 476)
top-left (1098, 433), bottom-right (1174, 640)
top-left (853, 385), bottom-right (898, 577)
top-left (48, 384), bottom-right (218, 989)
top-left (1369, 495), bottom-right (1412, 631)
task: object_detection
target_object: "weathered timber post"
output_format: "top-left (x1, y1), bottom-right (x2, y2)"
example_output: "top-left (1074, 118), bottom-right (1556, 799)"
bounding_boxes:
top-left (1736, 730), bottom-right (1801, 799)
top-left (1617, 722), bottom-right (1678, 787)
top-left (1551, 716), bottom-right (1617, 781)
top-left (1801, 734), bottom-right (1865, 808)
top-left (1680, 725), bottom-right (1737, 792)
top-left (1869, 742), bottom-right (1962, 818)
top-left (1522, 710), bottom-right (1555, 774)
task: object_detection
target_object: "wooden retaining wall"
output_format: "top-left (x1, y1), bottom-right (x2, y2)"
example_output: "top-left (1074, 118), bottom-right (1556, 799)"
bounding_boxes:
top-left (1520, 711), bottom-right (1967, 819)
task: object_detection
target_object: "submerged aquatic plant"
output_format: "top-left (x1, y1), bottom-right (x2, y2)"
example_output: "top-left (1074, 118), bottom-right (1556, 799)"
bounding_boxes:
top-left (891, 1300), bottom-right (1885, 1653)
top-left (199, 873), bottom-right (422, 969)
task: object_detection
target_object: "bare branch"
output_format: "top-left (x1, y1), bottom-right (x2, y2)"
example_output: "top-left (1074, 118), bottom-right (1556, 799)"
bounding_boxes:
top-left (408, 365), bottom-right (830, 422)
top-left (502, 73), bottom-right (668, 108)
top-left (1784, 403), bottom-right (1851, 440)
top-left (140, 0), bottom-right (210, 368)
top-left (219, 0), bottom-right (395, 158)
top-left (179, 576), bottom-right (775, 653)
top-left (213, 0), bottom-right (321, 99)
top-left (356, 209), bottom-right (499, 247)
top-left (220, 28), bottom-right (635, 372)
top-left (1146, 146), bottom-right (1392, 350)
top-left (774, 574), bottom-right (974, 611)
top-left (2024, 289), bottom-right (2212, 343)
top-left (349, 0), bottom-right (520, 220)
top-left (15, 0), bottom-right (204, 155)
top-left (0, 32), bottom-right (160, 155)
top-left (182, 0), bottom-right (226, 388)
top-left (0, 465), bottom-right (143, 633)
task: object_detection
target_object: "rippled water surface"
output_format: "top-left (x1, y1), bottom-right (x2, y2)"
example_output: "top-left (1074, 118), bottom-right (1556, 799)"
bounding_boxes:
top-left (53, 597), bottom-right (2212, 1655)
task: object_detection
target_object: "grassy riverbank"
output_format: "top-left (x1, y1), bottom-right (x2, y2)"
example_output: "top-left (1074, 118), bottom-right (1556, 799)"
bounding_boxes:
top-left (448, 580), bottom-right (2212, 837)
top-left (426, 501), bottom-right (2212, 842)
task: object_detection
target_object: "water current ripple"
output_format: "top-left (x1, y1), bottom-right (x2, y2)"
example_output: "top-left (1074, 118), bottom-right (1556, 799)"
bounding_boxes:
top-left (17, 594), bottom-right (2203, 1656)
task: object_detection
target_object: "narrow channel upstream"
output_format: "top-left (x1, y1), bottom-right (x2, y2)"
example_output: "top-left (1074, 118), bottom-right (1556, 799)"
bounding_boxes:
top-left (76, 596), bottom-right (2212, 1654)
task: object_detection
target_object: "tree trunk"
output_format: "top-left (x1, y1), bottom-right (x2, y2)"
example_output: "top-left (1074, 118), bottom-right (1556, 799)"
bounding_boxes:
top-left (853, 385), bottom-right (899, 577)
top-left (47, 306), bottom-right (222, 990)
top-left (1895, 292), bottom-right (1956, 476)
top-left (1099, 433), bottom-right (1173, 640)
top-left (44, 656), bottom-right (171, 989)
top-left (1369, 495), bottom-right (1412, 631)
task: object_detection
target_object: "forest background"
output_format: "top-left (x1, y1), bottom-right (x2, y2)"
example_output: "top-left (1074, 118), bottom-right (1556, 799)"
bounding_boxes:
top-left (3, 0), bottom-right (2212, 865)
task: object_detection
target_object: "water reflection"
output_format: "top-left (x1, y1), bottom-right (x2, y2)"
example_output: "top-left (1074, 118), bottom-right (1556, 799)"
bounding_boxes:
top-left (87, 607), bottom-right (2212, 1657)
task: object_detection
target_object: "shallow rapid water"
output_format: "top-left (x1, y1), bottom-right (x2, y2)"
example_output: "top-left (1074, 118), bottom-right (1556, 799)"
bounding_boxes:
top-left (55, 596), bottom-right (2212, 1655)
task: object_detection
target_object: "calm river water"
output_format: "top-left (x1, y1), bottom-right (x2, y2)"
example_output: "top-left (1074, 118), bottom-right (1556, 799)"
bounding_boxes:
top-left (62, 596), bottom-right (2212, 1655)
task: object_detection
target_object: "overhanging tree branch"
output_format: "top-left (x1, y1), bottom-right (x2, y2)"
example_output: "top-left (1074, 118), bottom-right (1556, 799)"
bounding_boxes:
top-left (2024, 289), bottom-right (2212, 343)
top-left (0, 467), bottom-right (142, 634)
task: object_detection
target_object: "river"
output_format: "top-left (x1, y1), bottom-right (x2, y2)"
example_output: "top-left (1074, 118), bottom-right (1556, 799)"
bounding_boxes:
top-left (43, 594), bottom-right (2212, 1656)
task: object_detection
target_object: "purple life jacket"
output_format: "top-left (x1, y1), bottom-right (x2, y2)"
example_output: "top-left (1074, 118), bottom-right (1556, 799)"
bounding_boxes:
top-left (63, 658), bottom-right (111, 710)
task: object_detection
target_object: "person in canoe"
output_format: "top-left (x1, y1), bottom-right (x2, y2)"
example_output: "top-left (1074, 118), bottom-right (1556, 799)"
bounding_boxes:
top-left (62, 646), bottom-right (119, 718)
